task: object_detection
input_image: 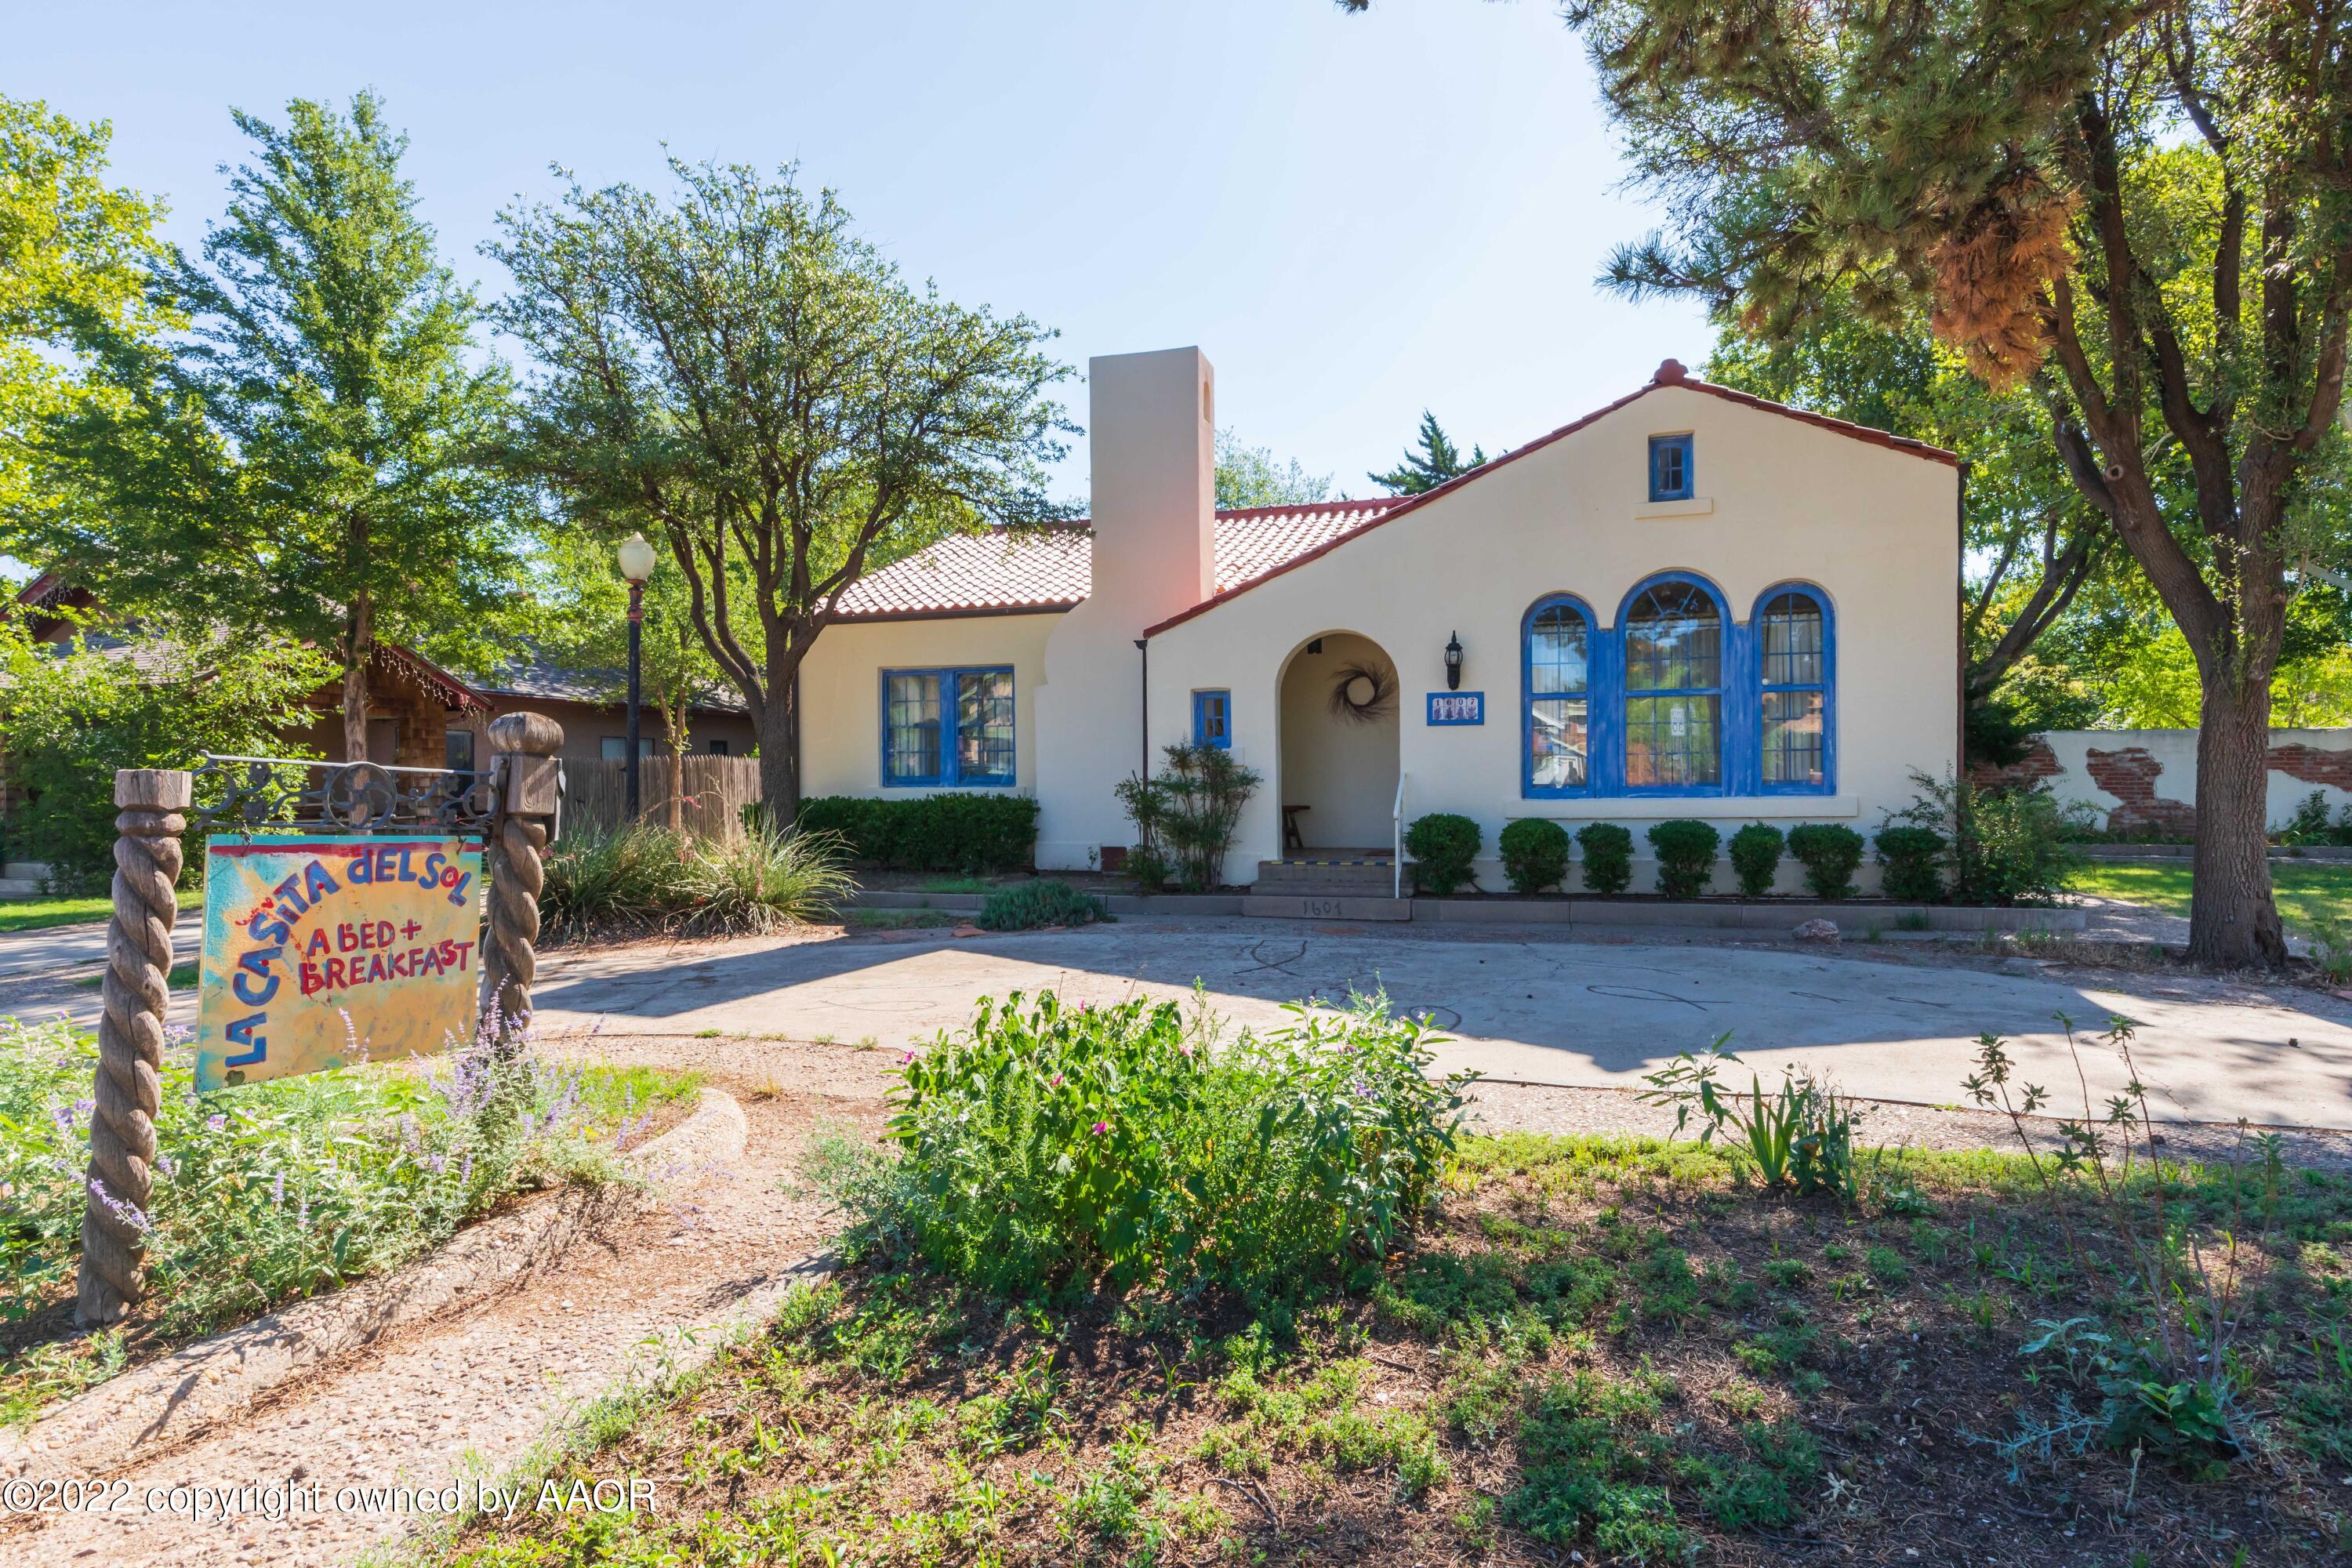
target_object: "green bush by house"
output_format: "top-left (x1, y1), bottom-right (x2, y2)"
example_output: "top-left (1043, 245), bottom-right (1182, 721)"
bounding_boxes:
top-left (1405, 812), bottom-right (1482, 895)
top-left (1727, 822), bottom-right (1786, 898)
top-left (975, 880), bottom-right (1109, 931)
top-left (1499, 818), bottom-right (1571, 895)
top-left (1875, 825), bottom-right (1947, 902)
top-left (797, 793), bottom-right (1039, 874)
top-left (1575, 822), bottom-right (1634, 895)
top-left (1647, 819), bottom-right (1721, 899)
top-left (1786, 823), bottom-right (1867, 900)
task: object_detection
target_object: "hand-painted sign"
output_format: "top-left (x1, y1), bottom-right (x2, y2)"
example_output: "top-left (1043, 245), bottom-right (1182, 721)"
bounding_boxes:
top-left (1426, 691), bottom-right (1485, 726)
top-left (194, 835), bottom-right (483, 1091)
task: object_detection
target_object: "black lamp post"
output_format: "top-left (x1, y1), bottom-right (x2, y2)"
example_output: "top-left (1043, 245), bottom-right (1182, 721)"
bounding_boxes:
top-left (1444, 630), bottom-right (1465, 691)
top-left (618, 533), bottom-right (657, 821)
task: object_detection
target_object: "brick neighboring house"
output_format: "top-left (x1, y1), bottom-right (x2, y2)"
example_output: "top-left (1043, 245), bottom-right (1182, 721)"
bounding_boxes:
top-left (5, 574), bottom-right (754, 793)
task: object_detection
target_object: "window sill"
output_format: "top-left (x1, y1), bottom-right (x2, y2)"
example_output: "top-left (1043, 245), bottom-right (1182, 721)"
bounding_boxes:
top-left (1516, 794), bottom-right (1855, 820)
top-left (1635, 496), bottom-right (1715, 520)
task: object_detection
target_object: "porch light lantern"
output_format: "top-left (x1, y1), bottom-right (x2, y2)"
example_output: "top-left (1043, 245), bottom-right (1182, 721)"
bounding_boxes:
top-left (618, 533), bottom-right (658, 820)
top-left (1444, 630), bottom-right (1464, 691)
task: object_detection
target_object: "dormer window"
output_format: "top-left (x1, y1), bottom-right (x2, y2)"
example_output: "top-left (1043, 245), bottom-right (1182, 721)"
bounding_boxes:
top-left (1649, 434), bottom-right (1694, 502)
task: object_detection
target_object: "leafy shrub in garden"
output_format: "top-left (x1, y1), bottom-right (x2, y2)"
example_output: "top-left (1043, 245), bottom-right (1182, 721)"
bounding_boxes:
top-left (1404, 812), bottom-right (1482, 894)
top-left (1499, 818), bottom-right (1570, 894)
top-left (795, 793), bottom-right (1040, 874)
top-left (1647, 819), bottom-right (1721, 899)
top-left (1115, 742), bottom-right (1261, 892)
top-left (976, 879), bottom-right (1108, 931)
top-left (1875, 825), bottom-right (1947, 902)
top-left (0, 1016), bottom-right (684, 1380)
top-left (1786, 824), bottom-right (1866, 900)
top-left (853, 991), bottom-right (1469, 1301)
top-left (1576, 822), bottom-right (1634, 895)
top-left (1727, 823), bottom-right (1786, 898)
top-left (1882, 771), bottom-right (2077, 906)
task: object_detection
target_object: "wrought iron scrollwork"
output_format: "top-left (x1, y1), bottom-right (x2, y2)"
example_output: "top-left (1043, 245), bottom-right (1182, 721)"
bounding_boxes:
top-left (190, 755), bottom-right (499, 837)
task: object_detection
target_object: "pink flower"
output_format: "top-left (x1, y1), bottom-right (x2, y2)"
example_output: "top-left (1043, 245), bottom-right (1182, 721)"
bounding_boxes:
top-left (1049, 1073), bottom-right (1065, 1087)
top-left (1090, 1121), bottom-right (1110, 1136)
top-left (902, 1050), bottom-right (916, 1064)
top-left (1177, 1043), bottom-right (1193, 1058)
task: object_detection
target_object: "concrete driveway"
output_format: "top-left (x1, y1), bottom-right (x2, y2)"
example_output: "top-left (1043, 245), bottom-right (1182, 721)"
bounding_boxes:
top-left (529, 919), bottom-right (2352, 1131)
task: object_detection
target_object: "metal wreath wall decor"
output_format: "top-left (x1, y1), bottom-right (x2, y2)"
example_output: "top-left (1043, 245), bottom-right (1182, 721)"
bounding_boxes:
top-left (1328, 660), bottom-right (1397, 724)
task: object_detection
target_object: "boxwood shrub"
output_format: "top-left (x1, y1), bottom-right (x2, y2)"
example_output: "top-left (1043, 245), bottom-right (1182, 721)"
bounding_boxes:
top-left (1498, 818), bottom-right (1570, 894)
top-left (1575, 822), bottom-right (1634, 895)
top-left (797, 793), bottom-right (1039, 874)
top-left (1404, 812), bottom-right (1483, 895)
top-left (1787, 822), bottom-right (1867, 900)
top-left (1728, 822), bottom-right (1787, 898)
top-left (1875, 825), bottom-right (1947, 902)
top-left (1647, 819), bottom-right (1722, 899)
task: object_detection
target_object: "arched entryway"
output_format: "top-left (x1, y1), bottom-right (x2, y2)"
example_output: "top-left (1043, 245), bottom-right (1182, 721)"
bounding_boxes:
top-left (1276, 631), bottom-right (1403, 855)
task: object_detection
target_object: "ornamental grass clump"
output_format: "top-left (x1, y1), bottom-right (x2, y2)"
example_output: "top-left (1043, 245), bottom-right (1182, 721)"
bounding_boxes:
top-left (847, 991), bottom-right (1472, 1303)
top-left (975, 879), bottom-right (1109, 931)
top-left (539, 822), bottom-right (851, 938)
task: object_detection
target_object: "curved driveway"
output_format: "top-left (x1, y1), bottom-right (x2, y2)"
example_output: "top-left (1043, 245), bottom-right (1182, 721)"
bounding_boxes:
top-left (528, 919), bottom-right (2352, 1131)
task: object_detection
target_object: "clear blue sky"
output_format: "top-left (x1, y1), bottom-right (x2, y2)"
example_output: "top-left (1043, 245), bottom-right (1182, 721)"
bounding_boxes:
top-left (11, 0), bottom-right (1710, 504)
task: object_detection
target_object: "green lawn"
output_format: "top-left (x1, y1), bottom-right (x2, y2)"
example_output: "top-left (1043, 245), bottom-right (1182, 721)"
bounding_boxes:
top-left (0, 895), bottom-right (111, 933)
top-left (2071, 857), bottom-right (2352, 930)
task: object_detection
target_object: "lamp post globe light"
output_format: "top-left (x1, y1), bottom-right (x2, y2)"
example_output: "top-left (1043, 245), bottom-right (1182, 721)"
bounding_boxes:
top-left (618, 534), bottom-right (657, 821)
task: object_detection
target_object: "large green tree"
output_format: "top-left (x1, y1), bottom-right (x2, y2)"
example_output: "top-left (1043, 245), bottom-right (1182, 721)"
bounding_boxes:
top-left (1369, 409), bottom-right (1485, 495)
top-left (24, 93), bottom-right (519, 762)
top-left (1348, 0), bottom-right (2352, 966)
top-left (1703, 293), bottom-right (2118, 756)
top-left (489, 159), bottom-right (1073, 820)
top-left (0, 96), bottom-right (168, 531)
top-left (1214, 426), bottom-right (1331, 510)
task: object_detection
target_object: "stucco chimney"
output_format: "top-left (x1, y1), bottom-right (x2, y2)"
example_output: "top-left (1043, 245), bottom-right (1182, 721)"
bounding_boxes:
top-left (1087, 347), bottom-right (1216, 626)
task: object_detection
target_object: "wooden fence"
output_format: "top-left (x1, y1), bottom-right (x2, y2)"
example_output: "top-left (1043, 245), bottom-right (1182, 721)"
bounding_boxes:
top-left (560, 755), bottom-right (762, 841)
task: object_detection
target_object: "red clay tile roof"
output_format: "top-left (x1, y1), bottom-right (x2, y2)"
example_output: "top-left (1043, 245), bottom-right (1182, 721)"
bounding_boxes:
top-left (827, 499), bottom-right (1407, 622)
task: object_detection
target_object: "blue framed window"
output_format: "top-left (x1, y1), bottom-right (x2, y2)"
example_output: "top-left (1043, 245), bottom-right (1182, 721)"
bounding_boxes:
top-left (1192, 689), bottom-right (1232, 750)
top-left (1649, 434), bottom-right (1694, 501)
top-left (1757, 586), bottom-right (1833, 791)
top-left (1523, 598), bottom-right (1592, 795)
top-left (1526, 572), bottom-right (1844, 800)
top-left (881, 666), bottom-right (1014, 786)
top-left (1623, 579), bottom-right (1722, 790)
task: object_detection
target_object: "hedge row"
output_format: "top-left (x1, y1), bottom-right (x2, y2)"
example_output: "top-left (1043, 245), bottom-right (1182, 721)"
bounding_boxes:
top-left (796, 794), bottom-right (1039, 874)
top-left (1408, 814), bottom-right (1883, 899)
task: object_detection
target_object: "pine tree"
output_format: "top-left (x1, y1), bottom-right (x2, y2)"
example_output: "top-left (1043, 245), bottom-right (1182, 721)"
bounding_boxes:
top-left (1368, 410), bottom-right (1486, 495)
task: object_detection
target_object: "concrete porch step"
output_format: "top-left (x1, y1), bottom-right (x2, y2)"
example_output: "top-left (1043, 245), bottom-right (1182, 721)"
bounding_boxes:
top-left (1254, 857), bottom-right (1398, 897)
top-left (1243, 894), bottom-right (1411, 923)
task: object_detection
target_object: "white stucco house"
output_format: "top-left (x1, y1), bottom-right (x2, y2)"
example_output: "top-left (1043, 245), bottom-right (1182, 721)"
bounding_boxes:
top-left (801, 347), bottom-right (1962, 896)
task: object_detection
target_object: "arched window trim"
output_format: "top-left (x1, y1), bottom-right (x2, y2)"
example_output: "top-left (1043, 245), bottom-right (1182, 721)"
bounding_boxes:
top-left (1520, 593), bottom-right (1599, 799)
top-left (1751, 581), bottom-right (1836, 796)
top-left (1614, 571), bottom-right (1732, 798)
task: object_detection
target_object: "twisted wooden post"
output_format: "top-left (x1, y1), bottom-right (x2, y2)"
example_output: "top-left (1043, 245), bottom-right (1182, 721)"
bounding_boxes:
top-left (483, 712), bottom-right (563, 1044)
top-left (77, 768), bottom-right (191, 1327)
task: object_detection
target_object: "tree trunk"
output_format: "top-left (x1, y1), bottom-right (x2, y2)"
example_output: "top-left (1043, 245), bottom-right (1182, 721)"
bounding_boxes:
top-left (2187, 670), bottom-right (2285, 967)
top-left (342, 591), bottom-right (372, 764)
top-left (756, 676), bottom-right (800, 832)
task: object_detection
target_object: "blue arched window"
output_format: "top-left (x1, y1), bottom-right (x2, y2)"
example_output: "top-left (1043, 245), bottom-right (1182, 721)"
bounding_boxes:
top-left (1523, 597), bottom-right (1592, 795)
top-left (1756, 586), bottom-right (1833, 791)
top-left (1621, 578), bottom-right (1723, 791)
